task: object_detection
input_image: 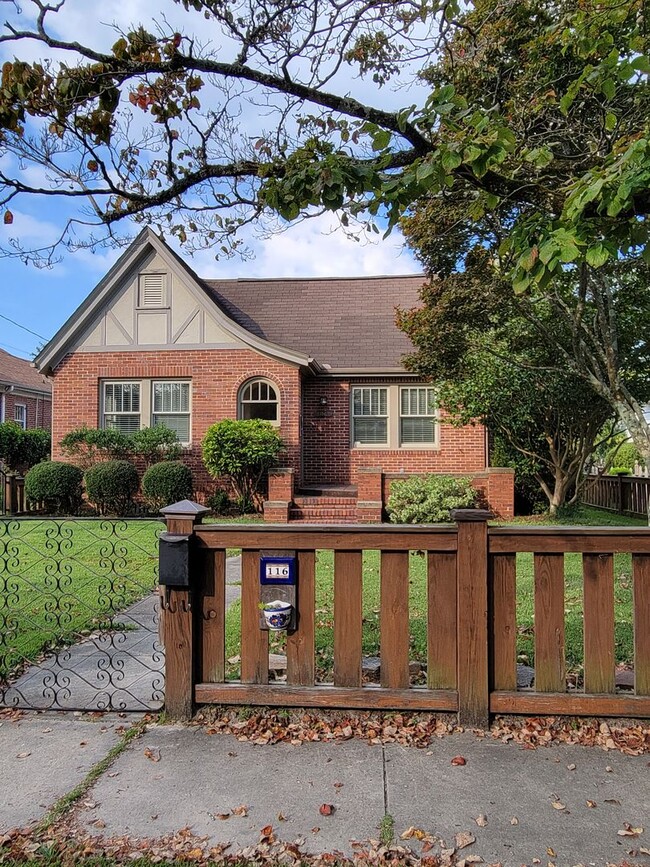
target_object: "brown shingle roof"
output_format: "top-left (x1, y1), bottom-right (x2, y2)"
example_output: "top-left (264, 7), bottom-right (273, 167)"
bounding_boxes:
top-left (0, 348), bottom-right (52, 393)
top-left (202, 274), bottom-right (425, 370)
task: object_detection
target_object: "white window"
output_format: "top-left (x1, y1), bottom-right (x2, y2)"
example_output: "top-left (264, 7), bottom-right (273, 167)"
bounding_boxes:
top-left (152, 381), bottom-right (191, 442)
top-left (138, 273), bottom-right (166, 308)
top-left (400, 387), bottom-right (436, 445)
top-left (14, 404), bottom-right (27, 430)
top-left (352, 387), bottom-right (388, 445)
top-left (238, 378), bottom-right (279, 424)
top-left (103, 382), bottom-right (141, 434)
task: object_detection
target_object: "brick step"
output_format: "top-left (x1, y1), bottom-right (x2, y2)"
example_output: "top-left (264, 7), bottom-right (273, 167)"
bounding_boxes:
top-left (289, 507), bottom-right (357, 520)
top-left (289, 514), bottom-right (358, 524)
top-left (293, 496), bottom-right (358, 506)
top-left (297, 485), bottom-right (358, 498)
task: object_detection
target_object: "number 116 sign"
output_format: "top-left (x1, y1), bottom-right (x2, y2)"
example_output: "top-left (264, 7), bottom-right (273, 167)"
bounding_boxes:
top-left (259, 554), bottom-right (297, 585)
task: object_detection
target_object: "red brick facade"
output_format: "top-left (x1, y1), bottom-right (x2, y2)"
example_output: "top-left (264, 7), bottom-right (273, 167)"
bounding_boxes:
top-left (2, 391), bottom-right (51, 430)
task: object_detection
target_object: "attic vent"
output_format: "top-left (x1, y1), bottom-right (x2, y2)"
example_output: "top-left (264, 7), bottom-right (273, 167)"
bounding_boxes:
top-left (139, 273), bottom-right (166, 307)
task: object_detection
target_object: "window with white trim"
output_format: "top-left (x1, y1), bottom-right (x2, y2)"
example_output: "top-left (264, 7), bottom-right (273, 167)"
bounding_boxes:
top-left (138, 273), bottom-right (167, 307)
top-left (103, 382), bottom-right (141, 434)
top-left (152, 381), bottom-right (191, 442)
top-left (101, 379), bottom-right (191, 442)
top-left (238, 378), bottom-right (279, 423)
top-left (14, 404), bottom-right (27, 430)
top-left (400, 387), bottom-right (436, 445)
top-left (352, 387), bottom-right (388, 445)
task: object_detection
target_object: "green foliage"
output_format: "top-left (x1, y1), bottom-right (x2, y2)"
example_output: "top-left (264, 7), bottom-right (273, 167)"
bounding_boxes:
top-left (0, 421), bottom-right (50, 472)
top-left (130, 425), bottom-right (182, 466)
top-left (605, 442), bottom-right (644, 474)
top-left (386, 475), bottom-right (478, 524)
top-left (206, 488), bottom-right (232, 516)
top-left (84, 460), bottom-right (139, 516)
top-left (141, 460), bottom-right (193, 510)
top-left (59, 426), bottom-right (131, 470)
top-left (608, 466), bottom-right (632, 476)
top-left (201, 419), bottom-right (284, 513)
top-left (24, 461), bottom-right (83, 514)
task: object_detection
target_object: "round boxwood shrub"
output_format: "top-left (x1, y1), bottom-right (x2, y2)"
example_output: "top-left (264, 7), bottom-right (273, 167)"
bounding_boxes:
top-left (142, 461), bottom-right (193, 510)
top-left (84, 460), bottom-right (139, 516)
top-left (386, 474), bottom-right (479, 524)
top-left (24, 461), bottom-right (84, 514)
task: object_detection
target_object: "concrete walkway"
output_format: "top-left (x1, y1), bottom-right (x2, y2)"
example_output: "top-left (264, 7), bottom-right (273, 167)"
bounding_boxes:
top-left (1, 711), bottom-right (648, 866)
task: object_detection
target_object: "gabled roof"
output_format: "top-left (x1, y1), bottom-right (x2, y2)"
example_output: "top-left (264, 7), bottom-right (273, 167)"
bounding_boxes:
top-left (34, 227), bottom-right (426, 375)
top-left (0, 348), bottom-right (51, 394)
top-left (204, 274), bottom-right (424, 371)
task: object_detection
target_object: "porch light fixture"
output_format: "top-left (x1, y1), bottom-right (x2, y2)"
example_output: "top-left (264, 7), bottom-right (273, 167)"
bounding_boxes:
top-left (319, 396), bottom-right (328, 406)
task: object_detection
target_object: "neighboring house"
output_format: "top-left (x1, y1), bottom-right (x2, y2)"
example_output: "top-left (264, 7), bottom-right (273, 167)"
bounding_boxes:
top-left (0, 348), bottom-right (52, 431)
top-left (34, 228), bottom-right (513, 520)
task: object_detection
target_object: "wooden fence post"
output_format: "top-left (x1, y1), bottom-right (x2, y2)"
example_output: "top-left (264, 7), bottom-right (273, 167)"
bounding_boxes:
top-left (159, 500), bottom-right (210, 721)
top-left (452, 508), bottom-right (492, 729)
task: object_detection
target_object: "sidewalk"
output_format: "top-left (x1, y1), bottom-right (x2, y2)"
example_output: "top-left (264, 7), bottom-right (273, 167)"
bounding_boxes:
top-left (1, 709), bottom-right (649, 866)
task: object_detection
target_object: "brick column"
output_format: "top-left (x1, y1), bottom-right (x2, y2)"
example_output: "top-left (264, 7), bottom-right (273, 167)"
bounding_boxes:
top-left (356, 467), bottom-right (384, 523)
top-left (486, 467), bottom-right (515, 518)
top-left (264, 467), bottom-right (294, 522)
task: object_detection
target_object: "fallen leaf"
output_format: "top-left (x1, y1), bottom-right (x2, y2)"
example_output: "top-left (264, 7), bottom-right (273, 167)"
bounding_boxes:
top-left (277, 812), bottom-right (287, 821)
top-left (547, 847), bottom-right (556, 857)
top-left (566, 763), bottom-right (576, 771)
top-left (455, 831), bottom-right (475, 849)
top-left (319, 803), bottom-right (335, 816)
top-left (215, 813), bottom-right (230, 820)
top-left (605, 766), bottom-right (613, 772)
top-left (618, 823), bottom-right (643, 837)
top-left (604, 799), bottom-right (621, 805)
top-left (475, 814), bottom-right (488, 827)
top-left (400, 826), bottom-right (427, 841)
top-left (334, 781), bottom-right (344, 788)
top-left (458, 857), bottom-right (483, 866)
top-left (231, 804), bottom-right (248, 817)
top-left (16, 752), bottom-right (31, 759)
top-left (510, 816), bottom-right (519, 825)
top-left (311, 826), bottom-right (320, 834)
top-left (451, 755), bottom-right (467, 766)
top-left (144, 747), bottom-right (161, 762)
top-left (586, 800), bottom-right (597, 808)
top-left (552, 800), bottom-right (566, 810)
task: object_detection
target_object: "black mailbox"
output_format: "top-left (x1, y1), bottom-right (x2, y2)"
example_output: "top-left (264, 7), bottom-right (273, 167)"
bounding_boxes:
top-left (159, 532), bottom-right (191, 587)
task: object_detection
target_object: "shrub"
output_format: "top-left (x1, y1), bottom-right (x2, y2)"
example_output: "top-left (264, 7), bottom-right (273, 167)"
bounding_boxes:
top-left (60, 426), bottom-right (131, 470)
top-left (606, 441), bottom-right (644, 474)
top-left (24, 461), bottom-right (83, 514)
top-left (130, 425), bottom-right (182, 466)
top-left (608, 466), bottom-right (632, 476)
top-left (207, 489), bottom-right (232, 516)
top-left (84, 460), bottom-right (139, 516)
top-left (386, 474), bottom-right (479, 524)
top-left (0, 421), bottom-right (50, 472)
top-left (202, 419), bottom-right (284, 513)
top-left (142, 461), bottom-right (193, 510)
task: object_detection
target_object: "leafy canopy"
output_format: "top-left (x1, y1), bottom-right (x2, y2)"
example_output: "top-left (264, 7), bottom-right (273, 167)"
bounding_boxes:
top-left (0, 0), bottom-right (647, 272)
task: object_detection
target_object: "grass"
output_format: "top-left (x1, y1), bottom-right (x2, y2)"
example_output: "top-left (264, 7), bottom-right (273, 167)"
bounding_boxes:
top-left (224, 505), bottom-right (643, 680)
top-left (0, 518), bottom-right (162, 679)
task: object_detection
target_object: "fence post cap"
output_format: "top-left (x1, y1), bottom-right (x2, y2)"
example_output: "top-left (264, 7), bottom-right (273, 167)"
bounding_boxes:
top-left (160, 499), bottom-right (211, 522)
top-left (451, 508), bottom-right (494, 522)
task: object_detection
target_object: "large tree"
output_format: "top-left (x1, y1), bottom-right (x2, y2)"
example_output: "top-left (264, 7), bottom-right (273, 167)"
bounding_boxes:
top-left (1, 0), bottom-right (649, 449)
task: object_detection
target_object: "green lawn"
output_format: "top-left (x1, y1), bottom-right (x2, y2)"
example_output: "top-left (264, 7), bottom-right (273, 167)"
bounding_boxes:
top-left (0, 518), bottom-right (163, 679)
top-left (225, 505), bottom-right (644, 681)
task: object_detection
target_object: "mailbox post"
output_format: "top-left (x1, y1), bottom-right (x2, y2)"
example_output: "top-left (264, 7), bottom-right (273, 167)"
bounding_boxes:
top-left (159, 500), bottom-right (210, 720)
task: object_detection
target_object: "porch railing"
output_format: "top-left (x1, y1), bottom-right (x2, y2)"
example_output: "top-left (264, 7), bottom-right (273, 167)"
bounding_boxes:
top-left (159, 504), bottom-right (650, 724)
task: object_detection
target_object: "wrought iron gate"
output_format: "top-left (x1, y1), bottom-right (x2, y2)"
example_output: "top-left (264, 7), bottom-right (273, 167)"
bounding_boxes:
top-left (0, 517), bottom-right (164, 712)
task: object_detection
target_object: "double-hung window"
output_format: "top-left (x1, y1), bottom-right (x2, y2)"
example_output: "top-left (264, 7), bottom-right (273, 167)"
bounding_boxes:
top-left (14, 404), bottom-right (27, 429)
top-left (152, 381), bottom-right (191, 442)
top-left (102, 379), bottom-right (191, 443)
top-left (400, 387), bottom-right (436, 445)
top-left (103, 382), bottom-right (141, 434)
top-left (352, 387), bottom-right (388, 445)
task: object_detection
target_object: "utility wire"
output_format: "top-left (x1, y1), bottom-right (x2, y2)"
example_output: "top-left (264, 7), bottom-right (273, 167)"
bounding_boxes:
top-left (0, 312), bottom-right (47, 341)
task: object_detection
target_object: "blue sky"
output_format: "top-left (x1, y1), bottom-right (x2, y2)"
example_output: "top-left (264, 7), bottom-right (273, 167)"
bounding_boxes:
top-left (0, 0), bottom-right (425, 360)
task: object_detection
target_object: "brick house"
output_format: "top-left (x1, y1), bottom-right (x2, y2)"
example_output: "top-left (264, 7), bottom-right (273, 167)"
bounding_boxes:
top-left (0, 348), bottom-right (52, 431)
top-left (35, 228), bottom-right (513, 520)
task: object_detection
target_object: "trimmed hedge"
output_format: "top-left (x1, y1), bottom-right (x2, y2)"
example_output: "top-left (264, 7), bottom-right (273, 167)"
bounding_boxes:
top-left (84, 460), bottom-right (139, 516)
top-left (142, 461), bottom-right (193, 510)
top-left (24, 461), bottom-right (83, 514)
top-left (386, 474), bottom-right (479, 524)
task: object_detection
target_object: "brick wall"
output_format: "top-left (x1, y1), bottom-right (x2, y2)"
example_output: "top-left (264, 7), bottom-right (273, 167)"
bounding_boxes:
top-left (51, 350), bottom-right (301, 500)
top-left (384, 467), bottom-right (515, 518)
top-left (3, 391), bottom-right (52, 430)
top-left (302, 378), bottom-right (487, 485)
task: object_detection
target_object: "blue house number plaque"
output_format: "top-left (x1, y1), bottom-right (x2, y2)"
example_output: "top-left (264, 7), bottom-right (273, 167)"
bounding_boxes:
top-left (260, 555), bottom-right (297, 586)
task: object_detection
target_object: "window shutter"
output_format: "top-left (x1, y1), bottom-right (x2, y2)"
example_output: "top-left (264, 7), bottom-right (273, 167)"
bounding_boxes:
top-left (140, 273), bottom-right (166, 307)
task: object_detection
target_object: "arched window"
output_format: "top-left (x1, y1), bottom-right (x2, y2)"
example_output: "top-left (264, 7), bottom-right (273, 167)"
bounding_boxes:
top-left (238, 378), bottom-right (279, 423)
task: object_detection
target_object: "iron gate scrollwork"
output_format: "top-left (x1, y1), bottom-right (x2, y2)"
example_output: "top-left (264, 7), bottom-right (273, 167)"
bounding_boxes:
top-left (0, 517), bottom-right (164, 712)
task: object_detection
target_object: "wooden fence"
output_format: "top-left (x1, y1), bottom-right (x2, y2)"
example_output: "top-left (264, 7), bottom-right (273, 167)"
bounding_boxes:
top-left (582, 473), bottom-right (649, 518)
top-left (159, 504), bottom-right (650, 725)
